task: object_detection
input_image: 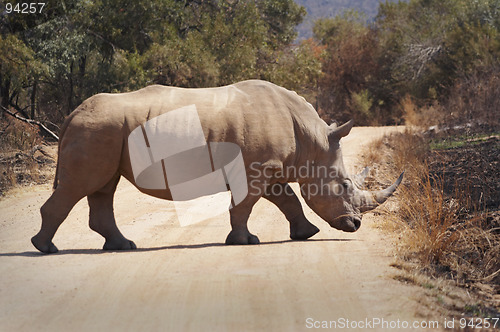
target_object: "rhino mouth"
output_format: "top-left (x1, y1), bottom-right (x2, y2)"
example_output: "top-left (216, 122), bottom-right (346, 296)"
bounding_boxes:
top-left (330, 215), bottom-right (362, 232)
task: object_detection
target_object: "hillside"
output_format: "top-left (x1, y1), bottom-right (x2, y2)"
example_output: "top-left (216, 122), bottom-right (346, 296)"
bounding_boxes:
top-left (295, 0), bottom-right (401, 40)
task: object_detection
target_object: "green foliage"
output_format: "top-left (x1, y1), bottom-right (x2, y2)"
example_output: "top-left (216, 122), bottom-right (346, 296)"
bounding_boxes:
top-left (4, 0), bottom-right (497, 129)
top-left (258, 0), bottom-right (306, 46)
top-left (0, 34), bottom-right (46, 96)
top-left (429, 132), bottom-right (500, 150)
top-left (313, 9), bottom-right (367, 45)
top-left (1, 0), bottom-right (320, 124)
top-left (350, 90), bottom-right (373, 118)
top-left (262, 39), bottom-right (323, 94)
top-left (376, 0), bottom-right (500, 100)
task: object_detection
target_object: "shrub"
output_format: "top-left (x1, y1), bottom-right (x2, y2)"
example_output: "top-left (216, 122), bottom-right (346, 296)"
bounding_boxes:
top-left (363, 130), bottom-right (500, 286)
top-left (0, 117), bottom-right (46, 196)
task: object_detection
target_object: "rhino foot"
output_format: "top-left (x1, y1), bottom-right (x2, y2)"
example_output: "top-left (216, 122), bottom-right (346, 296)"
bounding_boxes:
top-left (31, 235), bottom-right (59, 254)
top-left (290, 220), bottom-right (320, 241)
top-left (103, 239), bottom-right (137, 251)
top-left (225, 231), bottom-right (260, 245)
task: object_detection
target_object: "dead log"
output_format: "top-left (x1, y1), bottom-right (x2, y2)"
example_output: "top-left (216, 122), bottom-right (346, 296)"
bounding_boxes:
top-left (0, 105), bottom-right (59, 141)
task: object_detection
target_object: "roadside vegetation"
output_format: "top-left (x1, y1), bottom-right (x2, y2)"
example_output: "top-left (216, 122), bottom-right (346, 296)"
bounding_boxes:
top-left (0, 117), bottom-right (55, 196)
top-left (362, 102), bottom-right (499, 316)
top-left (355, 2), bottom-right (500, 310)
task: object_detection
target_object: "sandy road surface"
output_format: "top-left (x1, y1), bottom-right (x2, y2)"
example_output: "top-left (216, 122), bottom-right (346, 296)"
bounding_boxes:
top-left (1, 126), bottom-right (438, 331)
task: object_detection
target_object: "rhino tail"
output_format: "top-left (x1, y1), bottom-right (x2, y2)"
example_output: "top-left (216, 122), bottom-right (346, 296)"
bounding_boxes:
top-left (52, 112), bottom-right (76, 190)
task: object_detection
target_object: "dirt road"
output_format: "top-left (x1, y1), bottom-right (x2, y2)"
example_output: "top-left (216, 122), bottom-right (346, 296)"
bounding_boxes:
top-left (1, 126), bottom-right (437, 331)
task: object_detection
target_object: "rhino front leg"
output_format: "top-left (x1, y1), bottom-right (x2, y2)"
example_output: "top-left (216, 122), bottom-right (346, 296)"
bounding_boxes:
top-left (225, 195), bottom-right (260, 245)
top-left (263, 183), bottom-right (319, 240)
top-left (87, 174), bottom-right (136, 251)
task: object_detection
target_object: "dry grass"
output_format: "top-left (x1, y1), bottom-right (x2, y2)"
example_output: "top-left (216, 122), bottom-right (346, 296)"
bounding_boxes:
top-left (362, 129), bottom-right (500, 313)
top-left (401, 95), bottom-right (445, 129)
top-left (0, 117), bottom-right (42, 151)
top-left (0, 117), bottom-right (54, 196)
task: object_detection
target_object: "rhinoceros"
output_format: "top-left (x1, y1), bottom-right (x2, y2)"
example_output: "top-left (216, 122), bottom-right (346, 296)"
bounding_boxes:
top-left (31, 80), bottom-right (403, 253)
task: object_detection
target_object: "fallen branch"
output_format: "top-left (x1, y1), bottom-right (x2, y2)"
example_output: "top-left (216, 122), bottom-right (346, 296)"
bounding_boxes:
top-left (480, 268), bottom-right (500, 283)
top-left (1, 105), bottom-right (59, 141)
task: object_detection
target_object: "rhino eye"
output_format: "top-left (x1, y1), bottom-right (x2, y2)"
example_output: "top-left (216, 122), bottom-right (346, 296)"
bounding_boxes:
top-left (342, 181), bottom-right (350, 189)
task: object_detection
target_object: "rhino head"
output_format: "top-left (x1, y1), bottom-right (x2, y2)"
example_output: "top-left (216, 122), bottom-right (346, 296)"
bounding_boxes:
top-left (299, 120), bottom-right (403, 232)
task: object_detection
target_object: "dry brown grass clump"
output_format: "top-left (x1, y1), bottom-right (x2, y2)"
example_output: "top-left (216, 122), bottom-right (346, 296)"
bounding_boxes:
top-left (401, 96), bottom-right (445, 129)
top-left (0, 118), bottom-right (54, 196)
top-left (362, 130), bottom-right (500, 310)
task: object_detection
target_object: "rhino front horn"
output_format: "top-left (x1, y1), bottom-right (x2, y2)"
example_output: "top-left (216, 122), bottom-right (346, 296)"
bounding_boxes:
top-left (358, 172), bottom-right (404, 212)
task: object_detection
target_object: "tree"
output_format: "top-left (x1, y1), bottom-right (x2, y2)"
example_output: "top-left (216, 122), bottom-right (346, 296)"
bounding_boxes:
top-left (0, 34), bottom-right (46, 116)
top-left (375, 0), bottom-right (500, 103)
top-left (1, 0), bottom-right (312, 126)
top-left (314, 0), bottom-right (500, 125)
top-left (314, 12), bottom-right (387, 124)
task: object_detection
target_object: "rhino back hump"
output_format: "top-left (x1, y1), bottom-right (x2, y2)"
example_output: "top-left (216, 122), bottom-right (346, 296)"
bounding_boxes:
top-left (115, 81), bottom-right (304, 163)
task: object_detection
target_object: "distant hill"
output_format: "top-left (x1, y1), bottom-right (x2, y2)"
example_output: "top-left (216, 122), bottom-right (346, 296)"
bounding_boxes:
top-left (294, 0), bottom-right (401, 40)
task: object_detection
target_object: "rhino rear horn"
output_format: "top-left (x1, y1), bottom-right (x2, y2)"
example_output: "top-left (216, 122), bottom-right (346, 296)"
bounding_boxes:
top-left (328, 119), bottom-right (354, 140)
top-left (353, 166), bottom-right (369, 188)
top-left (358, 172), bottom-right (404, 212)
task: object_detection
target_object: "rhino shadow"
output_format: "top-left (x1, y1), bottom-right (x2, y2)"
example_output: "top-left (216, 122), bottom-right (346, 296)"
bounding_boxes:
top-left (0, 238), bottom-right (357, 257)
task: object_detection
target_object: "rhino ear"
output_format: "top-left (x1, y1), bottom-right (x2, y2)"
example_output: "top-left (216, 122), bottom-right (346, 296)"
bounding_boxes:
top-left (328, 119), bottom-right (354, 140)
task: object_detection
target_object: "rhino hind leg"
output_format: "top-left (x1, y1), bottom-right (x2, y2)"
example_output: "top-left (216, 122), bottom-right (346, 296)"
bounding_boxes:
top-left (263, 183), bottom-right (319, 240)
top-left (32, 187), bottom-right (87, 254)
top-left (87, 173), bottom-right (136, 251)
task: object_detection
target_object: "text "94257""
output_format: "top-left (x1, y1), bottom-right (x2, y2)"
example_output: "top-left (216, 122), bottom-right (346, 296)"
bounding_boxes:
top-left (5, 3), bottom-right (46, 14)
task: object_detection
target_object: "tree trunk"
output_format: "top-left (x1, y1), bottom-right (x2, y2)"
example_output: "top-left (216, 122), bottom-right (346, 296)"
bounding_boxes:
top-left (0, 76), bottom-right (10, 119)
top-left (30, 80), bottom-right (37, 119)
top-left (67, 61), bottom-right (74, 115)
